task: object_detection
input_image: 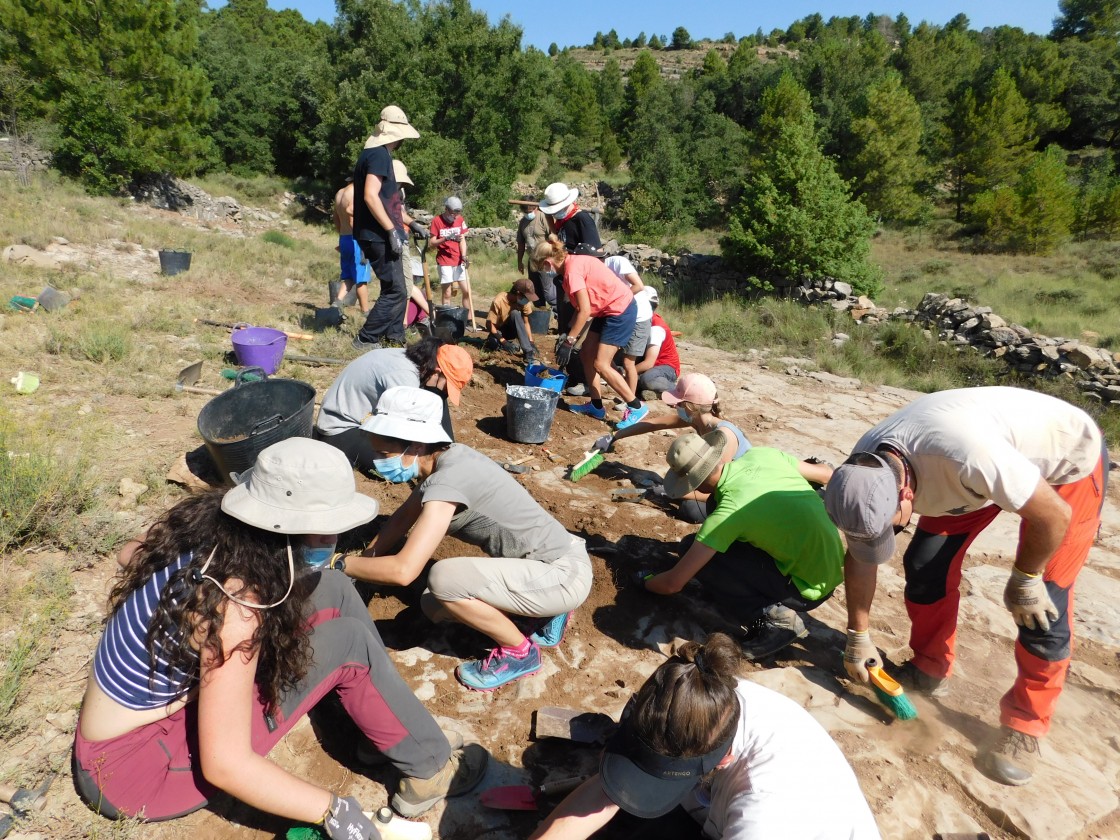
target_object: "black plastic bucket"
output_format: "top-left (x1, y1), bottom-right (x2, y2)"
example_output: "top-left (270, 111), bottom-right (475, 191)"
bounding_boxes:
top-left (528, 308), bottom-right (551, 336)
top-left (197, 378), bottom-right (316, 484)
top-left (505, 384), bottom-right (559, 444)
top-left (433, 305), bottom-right (468, 342)
top-left (158, 250), bottom-right (192, 276)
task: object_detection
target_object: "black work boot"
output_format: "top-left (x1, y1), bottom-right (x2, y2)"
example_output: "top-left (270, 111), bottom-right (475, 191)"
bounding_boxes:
top-left (739, 604), bottom-right (808, 661)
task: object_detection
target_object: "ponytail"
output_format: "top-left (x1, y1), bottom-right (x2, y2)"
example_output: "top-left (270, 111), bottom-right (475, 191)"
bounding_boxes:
top-left (530, 234), bottom-right (567, 272)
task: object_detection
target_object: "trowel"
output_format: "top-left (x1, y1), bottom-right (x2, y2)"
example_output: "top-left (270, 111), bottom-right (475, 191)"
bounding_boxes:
top-left (480, 776), bottom-right (586, 810)
top-left (175, 361), bottom-right (223, 396)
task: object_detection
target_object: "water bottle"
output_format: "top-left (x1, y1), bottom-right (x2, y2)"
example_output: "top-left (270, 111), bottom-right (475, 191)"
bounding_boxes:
top-left (373, 807), bottom-right (432, 840)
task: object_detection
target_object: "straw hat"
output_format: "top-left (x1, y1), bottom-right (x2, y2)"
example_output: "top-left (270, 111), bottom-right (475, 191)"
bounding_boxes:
top-left (360, 386), bottom-right (451, 444)
top-left (364, 104), bottom-right (420, 149)
top-left (662, 431), bottom-right (726, 498)
top-left (221, 438), bottom-right (379, 535)
top-left (538, 182), bottom-right (579, 215)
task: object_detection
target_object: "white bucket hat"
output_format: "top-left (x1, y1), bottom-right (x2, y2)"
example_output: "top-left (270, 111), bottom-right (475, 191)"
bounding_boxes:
top-left (392, 159), bottom-right (413, 186)
top-left (364, 104), bottom-right (420, 148)
top-left (538, 182), bottom-right (579, 215)
top-left (360, 386), bottom-right (451, 444)
top-left (221, 438), bottom-right (378, 535)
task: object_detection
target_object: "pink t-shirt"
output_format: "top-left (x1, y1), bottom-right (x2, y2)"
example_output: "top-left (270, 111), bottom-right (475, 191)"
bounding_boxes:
top-left (562, 255), bottom-right (633, 317)
top-left (431, 214), bottom-right (468, 267)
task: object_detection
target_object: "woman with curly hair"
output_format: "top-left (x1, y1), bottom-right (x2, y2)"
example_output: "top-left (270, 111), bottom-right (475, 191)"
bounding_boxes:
top-left (73, 438), bottom-right (486, 837)
top-left (530, 633), bottom-right (879, 839)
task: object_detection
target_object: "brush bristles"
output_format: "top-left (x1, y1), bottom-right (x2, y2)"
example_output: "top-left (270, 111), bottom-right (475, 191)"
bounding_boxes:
top-left (569, 452), bottom-right (604, 481)
top-left (873, 685), bottom-right (919, 721)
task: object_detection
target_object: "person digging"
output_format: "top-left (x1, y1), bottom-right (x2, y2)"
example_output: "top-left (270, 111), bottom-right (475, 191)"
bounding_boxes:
top-left (637, 432), bottom-right (842, 660)
top-left (484, 279), bottom-right (539, 366)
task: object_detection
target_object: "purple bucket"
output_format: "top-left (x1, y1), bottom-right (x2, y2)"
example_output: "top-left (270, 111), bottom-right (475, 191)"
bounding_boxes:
top-left (231, 327), bottom-right (287, 374)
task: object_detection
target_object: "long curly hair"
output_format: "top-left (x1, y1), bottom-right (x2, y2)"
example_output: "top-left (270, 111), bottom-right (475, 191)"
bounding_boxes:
top-left (107, 489), bottom-right (313, 712)
top-left (629, 633), bottom-right (741, 757)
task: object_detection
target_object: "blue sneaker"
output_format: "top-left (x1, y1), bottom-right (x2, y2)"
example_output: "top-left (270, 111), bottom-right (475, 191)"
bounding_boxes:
top-left (456, 643), bottom-right (542, 691)
top-left (529, 612), bottom-right (571, 648)
top-left (614, 403), bottom-right (649, 430)
top-left (569, 402), bottom-right (607, 420)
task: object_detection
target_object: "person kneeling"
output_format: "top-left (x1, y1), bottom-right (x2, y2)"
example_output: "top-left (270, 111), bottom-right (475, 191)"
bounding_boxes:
top-left (639, 433), bottom-right (841, 660)
top-left (338, 386), bottom-right (593, 691)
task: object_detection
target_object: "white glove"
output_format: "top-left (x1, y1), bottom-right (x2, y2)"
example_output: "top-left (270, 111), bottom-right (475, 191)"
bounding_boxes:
top-left (843, 629), bottom-right (876, 683)
top-left (593, 434), bottom-right (613, 453)
top-left (1003, 568), bottom-right (1058, 631)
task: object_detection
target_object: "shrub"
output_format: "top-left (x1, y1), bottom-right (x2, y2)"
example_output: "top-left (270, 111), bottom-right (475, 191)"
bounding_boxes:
top-left (46, 321), bottom-right (131, 363)
top-left (262, 230), bottom-right (296, 248)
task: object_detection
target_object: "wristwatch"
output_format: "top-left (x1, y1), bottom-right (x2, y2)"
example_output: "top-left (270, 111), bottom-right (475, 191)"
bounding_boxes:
top-left (327, 553), bottom-right (347, 572)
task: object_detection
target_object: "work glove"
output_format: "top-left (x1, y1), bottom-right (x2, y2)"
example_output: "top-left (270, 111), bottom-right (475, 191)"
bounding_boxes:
top-left (592, 433), bottom-right (614, 453)
top-left (323, 795), bottom-right (379, 840)
top-left (483, 334), bottom-right (501, 351)
top-left (631, 569), bottom-right (656, 590)
top-left (843, 629), bottom-right (876, 683)
top-left (555, 335), bottom-right (575, 368)
top-left (460, 257), bottom-right (471, 268)
top-left (644, 483), bottom-right (669, 502)
top-left (388, 228), bottom-right (407, 256)
top-left (1003, 568), bottom-right (1058, 631)
top-left (408, 220), bottom-right (429, 239)
top-left (499, 339), bottom-right (515, 353)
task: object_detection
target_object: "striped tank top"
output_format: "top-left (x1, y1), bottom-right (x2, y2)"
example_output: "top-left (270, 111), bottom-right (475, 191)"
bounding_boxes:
top-left (93, 552), bottom-right (198, 710)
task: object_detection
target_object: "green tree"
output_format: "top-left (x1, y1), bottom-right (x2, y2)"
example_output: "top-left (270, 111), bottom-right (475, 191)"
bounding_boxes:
top-left (1074, 156), bottom-right (1120, 237)
top-left (721, 73), bottom-right (881, 295)
top-left (849, 73), bottom-right (932, 223)
top-left (670, 26), bottom-right (694, 50)
top-left (597, 57), bottom-right (624, 132)
top-left (972, 145), bottom-right (1075, 252)
top-left (621, 50), bottom-right (662, 142)
top-left (624, 85), bottom-right (692, 236)
top-left (555, 56), bottom-right (602, 165)
top-left (1058, 37), bottom-right (1120, 149)
top-left (953, 68), bottom-right (1037, 219)
top-left (0, 0), bottom-right (214, 191)
top-left (600, 128), bottom-right (622, 172)
top-left (648, 34), bottom-right (664, 50)
top-left (1052, 0), bottom-right (1120, 40)
top-left (548, 42), bottom-right (558, 56)
top-left (977, 27), bottom-right (1071, 142)
top-left (633, 32), bottom-right (647, 48)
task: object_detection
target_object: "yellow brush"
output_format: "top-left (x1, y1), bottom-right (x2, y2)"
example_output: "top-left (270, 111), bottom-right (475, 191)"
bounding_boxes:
top-left (866, 659), bottom-right (918, 721)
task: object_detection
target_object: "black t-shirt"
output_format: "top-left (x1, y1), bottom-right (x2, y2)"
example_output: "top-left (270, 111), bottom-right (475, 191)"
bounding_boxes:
top-left (352, 146), bottom-right (403, 241)
top-left (558, 210), bottom-right (602, 250)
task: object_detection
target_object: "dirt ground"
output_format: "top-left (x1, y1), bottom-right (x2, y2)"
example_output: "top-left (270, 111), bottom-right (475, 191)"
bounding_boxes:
top-left (3, 212), bottom-right (1120, 840)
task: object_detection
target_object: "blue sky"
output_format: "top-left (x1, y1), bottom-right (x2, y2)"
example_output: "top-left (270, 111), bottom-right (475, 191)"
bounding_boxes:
top-left (234, 0), bottom-right (1064, 48)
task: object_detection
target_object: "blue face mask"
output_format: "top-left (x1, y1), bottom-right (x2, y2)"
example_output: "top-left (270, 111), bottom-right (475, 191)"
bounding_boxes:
top-left (524, 211), bottom-right (536, 220)
top-left (677, 406), bottom-right (693, 423)
top-left (373, 453), bottom-right (419, 484)
top-left (517, 296), bottom-right (530, 307)
top-left (301, 543), bottom-right (337, 568)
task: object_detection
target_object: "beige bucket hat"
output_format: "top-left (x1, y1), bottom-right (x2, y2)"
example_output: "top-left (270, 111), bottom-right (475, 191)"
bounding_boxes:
top-left (364, 104), bottom-right (420, 149)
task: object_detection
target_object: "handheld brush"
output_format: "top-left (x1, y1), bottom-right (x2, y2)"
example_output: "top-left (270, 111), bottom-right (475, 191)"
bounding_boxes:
top-left (866, 658), bottom-right (918, 721)
top-left (568, 450), bottom-right (604, 481)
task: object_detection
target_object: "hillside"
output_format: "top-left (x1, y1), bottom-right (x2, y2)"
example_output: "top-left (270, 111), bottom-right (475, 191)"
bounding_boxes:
top-left (563, 40), bottom-right (795, 79)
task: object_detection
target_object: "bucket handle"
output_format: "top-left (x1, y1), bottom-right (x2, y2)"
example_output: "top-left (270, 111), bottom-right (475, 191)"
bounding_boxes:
top-left (249, 413), bottom-right (283, 436)
top-left (234, 367), bottom-right (269, 387)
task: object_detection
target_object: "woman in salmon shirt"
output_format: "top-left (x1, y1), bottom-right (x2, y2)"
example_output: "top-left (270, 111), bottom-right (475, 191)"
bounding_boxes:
top-left (531, 235), bottom-right (649, 430)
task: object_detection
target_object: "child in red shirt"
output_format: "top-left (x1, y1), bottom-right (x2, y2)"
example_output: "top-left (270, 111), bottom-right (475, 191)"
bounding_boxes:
top-left (430, 197), bottom-right (478, 330)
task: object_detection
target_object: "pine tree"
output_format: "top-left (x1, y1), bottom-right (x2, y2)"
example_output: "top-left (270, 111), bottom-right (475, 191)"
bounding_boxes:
top-left (849, 73), bottom-right (932, 223)
top-left (972, 145), bottom-right (1075, 253)
top-left (1053, 0), bottom-right (1120, 41)
top-left (621, 51), bottom-right (662, 144)
top-left (597, 58), bottom-right (624, 132)
top-left (721, 73), bottom-right (881, 295)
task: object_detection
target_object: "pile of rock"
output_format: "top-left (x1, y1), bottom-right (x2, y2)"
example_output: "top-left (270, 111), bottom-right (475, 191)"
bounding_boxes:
top-left (0, 137), bottom-right (50, 174)
top-left (131, 175), bottom-right (244, 225)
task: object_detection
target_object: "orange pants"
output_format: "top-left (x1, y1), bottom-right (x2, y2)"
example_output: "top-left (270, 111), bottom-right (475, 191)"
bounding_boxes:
top-left (902, 452), bottom-right (1107, 737)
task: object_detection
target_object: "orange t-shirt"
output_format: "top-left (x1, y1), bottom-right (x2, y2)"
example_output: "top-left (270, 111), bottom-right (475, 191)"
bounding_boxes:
top-left (562, 255), bottom-right (632, 317)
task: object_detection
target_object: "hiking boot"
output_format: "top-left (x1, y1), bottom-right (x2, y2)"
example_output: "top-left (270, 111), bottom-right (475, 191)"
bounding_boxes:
top-left (392, 742), bottom-right (489, 817)
top-left (897, 660), bottom-right (950, 698)
top-left (356, 728), bottom-right (464, 768)
top-left (569, 402), bottom-right (607, 420)
top-left (614, 404), bottom-right (650, 431)
top-left (564, 383), bottom-right (587, 397)
top-left (456, 643), bottom-right (542, 691)
top-left (525, 612), bottom-right (571, 648)
top-left (979, 727), bottom-right (1040, 786)
top-left (352, 335), bottom-right (381, 351)
top-left (739, 605), bottom-right (808, 661)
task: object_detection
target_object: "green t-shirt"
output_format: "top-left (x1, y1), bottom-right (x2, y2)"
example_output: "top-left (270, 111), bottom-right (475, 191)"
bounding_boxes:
top-left (696, 447), bottom-right (844, 601)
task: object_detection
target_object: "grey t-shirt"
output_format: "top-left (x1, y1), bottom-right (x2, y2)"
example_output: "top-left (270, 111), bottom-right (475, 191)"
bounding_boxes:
top-left (419, 444), bottom-right (577, 563)
top-left (316, 348), bottom-right (419, 435)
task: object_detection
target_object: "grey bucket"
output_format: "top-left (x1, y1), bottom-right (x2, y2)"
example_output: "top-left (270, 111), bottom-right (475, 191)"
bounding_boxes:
top-left (528, 308), bottom-right (551, 336)
top-left (158, 250), bottom-right (192, 276)
top-left (505, 384), bottom-right (560, 444)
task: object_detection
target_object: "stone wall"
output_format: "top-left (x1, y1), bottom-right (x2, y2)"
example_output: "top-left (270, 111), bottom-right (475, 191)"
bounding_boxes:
top-left (0, 136), bottom-right (50, 175)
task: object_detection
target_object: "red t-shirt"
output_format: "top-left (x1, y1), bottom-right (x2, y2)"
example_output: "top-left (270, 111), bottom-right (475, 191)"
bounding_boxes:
top-left (650, 313), bottom-right (680, 374)
top-left (562, 255), bottom-right (633, 317)
top-left (430, 214), bottom-right (468, 267)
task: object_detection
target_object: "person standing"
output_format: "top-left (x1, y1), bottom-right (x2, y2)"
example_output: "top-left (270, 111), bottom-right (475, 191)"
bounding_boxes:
top-left (392, 159), bottom-right (433, 334)
top-left (823, 387), bottom-right (1109, 786)
top-left (640, 434), bottom-right (841, 660)
top-left (431, 196), bottom-right (478, 331)
top-left (530, 634), bottom-right (879, 840)
top-left (515, 196), bottom-right (555, 307)
top-left (352, 105), bottom-right (419, 351)
top-left (333, 178), bottom-right (371, 314)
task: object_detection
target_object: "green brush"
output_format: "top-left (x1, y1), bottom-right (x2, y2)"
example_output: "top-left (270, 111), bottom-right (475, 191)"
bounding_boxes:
top-left (569, 450), bottom-right (604, 481)
top-left (286, 827), bottom-right (326, 840)
top-left (866, 659), bottom-right (918, 721)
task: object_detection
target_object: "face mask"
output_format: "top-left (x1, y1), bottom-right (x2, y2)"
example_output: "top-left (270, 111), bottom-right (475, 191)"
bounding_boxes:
top-left (524, 211), bottom-right (536, 220)
top-left (517, 296), bottom-right (530, 307)
top-left (301, 542), bottom-right (337, 568)
top-left (677, 406), bottom-right (692, 423)
top-left (540, 269), bottom-right (557, 285)
top-left (373, 452), bottom-right (419, 484)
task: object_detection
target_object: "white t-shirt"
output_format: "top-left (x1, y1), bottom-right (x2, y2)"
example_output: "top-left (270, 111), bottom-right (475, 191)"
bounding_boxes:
top-left (648, 324), bottom-right (667, 351)
top-left (683, 679), bottom-right (880, 840)
top-left (605, 256), bottom-right (652, 322)
top-left (853, 387), bottom-right (1102, 517)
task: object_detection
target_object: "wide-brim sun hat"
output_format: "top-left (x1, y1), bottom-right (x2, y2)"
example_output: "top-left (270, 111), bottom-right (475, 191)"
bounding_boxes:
top-left (599, 703), bottom-right (736, 819)
top-left (823, 453), bottom-right (900, 565)
top-left (661, 372), bottom-right (717, 407)
top-left (364, 104), bottom-right (420, 148)
top-left (392, 159), bottom-right (413, 186)
top-left (662, 430), bottom-right (725, 498)
top-left (538, 182), bottom-right (579, 215)
top-left (360, 385), bottom-right (451, 444)
top-left (221, 438), bottom-right (378, 535)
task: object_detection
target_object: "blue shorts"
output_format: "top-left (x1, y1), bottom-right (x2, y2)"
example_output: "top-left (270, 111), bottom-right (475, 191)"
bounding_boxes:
top-left (589, 298), bottom-right (637, 348)
top-left (339, 235), bottom-right (371, 285)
